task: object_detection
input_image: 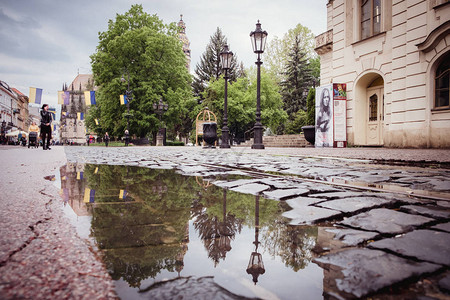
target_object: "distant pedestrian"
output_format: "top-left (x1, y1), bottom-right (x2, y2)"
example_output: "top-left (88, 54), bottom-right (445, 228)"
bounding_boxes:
top-left (104, 132), bottom-right (110, 147)
top-left (124, 130), bottom-right (129, 146)
top-left (40, 104), bottom-right (52, 150)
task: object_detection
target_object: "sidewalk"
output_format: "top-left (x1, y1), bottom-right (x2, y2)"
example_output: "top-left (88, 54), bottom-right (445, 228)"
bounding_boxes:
top-left (0, 146), bottom-right (116, 299)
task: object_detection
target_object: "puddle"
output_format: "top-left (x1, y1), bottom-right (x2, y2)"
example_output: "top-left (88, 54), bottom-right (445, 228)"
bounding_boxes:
top-left (59, 163), bottom-right (325, 300)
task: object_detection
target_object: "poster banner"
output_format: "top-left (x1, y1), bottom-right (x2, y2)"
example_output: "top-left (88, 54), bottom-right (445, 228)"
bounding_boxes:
top-left (315, 84), bottom-right (333, 147)
top-left (333, 83), bottom-right (347, 147)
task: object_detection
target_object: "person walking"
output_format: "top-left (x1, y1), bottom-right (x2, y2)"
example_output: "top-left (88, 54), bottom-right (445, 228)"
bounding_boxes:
top-left (124, 129), bottom-right (129, 146)
top-left (104, 132), bottom-right (110, 147)
top-left (40, 104), bottom-right (52, 150)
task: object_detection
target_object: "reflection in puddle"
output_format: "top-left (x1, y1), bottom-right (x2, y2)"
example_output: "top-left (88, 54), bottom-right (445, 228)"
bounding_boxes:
top-left (59, 163), bottom-right (324, 299)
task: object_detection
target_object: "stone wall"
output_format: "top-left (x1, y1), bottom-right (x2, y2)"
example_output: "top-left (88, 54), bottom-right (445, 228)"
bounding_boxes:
top-left (238, 134), bottom-right (311, 148)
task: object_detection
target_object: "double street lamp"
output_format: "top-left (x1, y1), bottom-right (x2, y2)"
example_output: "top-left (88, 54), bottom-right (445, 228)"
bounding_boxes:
top-left (250, 20), bottom-right (268, 150)
top-left (219, 45), bottom-right (233, 149)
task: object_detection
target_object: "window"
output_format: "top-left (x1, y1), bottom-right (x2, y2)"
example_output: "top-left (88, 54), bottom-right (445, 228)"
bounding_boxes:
top-left (361, 0), bottom-right (381, 39)
top-left (435, 52), bottom-right (450, 109)
top-left (369, 94), bottom-right (378, 121)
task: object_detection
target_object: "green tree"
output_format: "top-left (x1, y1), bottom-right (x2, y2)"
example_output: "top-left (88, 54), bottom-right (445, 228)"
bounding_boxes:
top-left (192, 28), bottom-right (240, 103)
top-left (263, 23), bottom-right (316, 84)
top-left (203, 69), bottom-right (287, 142)
top-left (280, 34), bottom-right (312, 118)
top-left (89, 5), bottom-right (192, 138)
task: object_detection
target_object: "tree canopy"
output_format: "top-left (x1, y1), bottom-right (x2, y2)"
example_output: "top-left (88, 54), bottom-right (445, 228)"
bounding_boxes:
top-left (89, 4), bottom-right (193, 138)
top-left (192, 28), bottom-right (242, 103)
top-left (202, 69), bottom-right (287, 143)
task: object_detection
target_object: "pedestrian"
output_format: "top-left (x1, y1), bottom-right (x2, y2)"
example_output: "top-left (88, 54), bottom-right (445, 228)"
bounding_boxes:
top-left (124, 129), bottom-right (129, 146)
top-left (104, 132), bottom-right (110, 147)
top-left (40, 104), bottom-right (52, 150)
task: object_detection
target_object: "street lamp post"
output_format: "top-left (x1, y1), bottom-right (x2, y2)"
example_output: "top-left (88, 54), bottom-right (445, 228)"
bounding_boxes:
top-left (121, 71), bottom-right (133, 136)
top-left (153, 98), bottom-right (168, 146)
top-left (219, 45), bottom-right (233, 149)
top-left (250, 20), bottom-right (268, 150)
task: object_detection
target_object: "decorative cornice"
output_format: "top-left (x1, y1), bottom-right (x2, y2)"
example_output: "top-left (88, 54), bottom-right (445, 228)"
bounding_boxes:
top-left (416, 20), bottom-right (450, 53)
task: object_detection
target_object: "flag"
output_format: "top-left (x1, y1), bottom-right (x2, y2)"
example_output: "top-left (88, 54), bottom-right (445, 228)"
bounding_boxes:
top-left (77, 172), bottom-right (83, 180)
top-left (120, 94), bottom-right (128, 105)
top-left (48, 107), bottom-right (56, 120)
top-left (84, 91), bottom-right (96, 106)
top-left (58, 91), bottom-right (65, 104)
top-left (29, 87), bottom-right (43, 104)
top-left (119, 189), bottom-right (127, 199)
top-left (83, 188), bottom-right (95, 203)
top-left (63, 91), bottom-right (70, 105)
top-left (95, 119), bottom-right (99, 125)
top-left (77, 112), bottom-right (84, 120)
top-left (94, 167), bottom-right (98, 174)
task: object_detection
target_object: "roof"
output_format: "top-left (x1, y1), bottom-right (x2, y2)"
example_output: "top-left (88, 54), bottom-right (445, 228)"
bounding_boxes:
top-left (69, 74), bottom-right (95, 91)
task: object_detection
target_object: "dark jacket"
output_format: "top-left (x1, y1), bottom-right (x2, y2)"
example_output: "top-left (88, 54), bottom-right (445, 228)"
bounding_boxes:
top-left (40, 110), bottom-right (52, 127)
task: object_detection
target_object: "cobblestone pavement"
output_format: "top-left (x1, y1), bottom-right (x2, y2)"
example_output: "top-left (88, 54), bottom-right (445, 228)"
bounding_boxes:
top-left (64, 146), bottom-right (450, 299)
top-left (1, 145), bottom-right (449, 299)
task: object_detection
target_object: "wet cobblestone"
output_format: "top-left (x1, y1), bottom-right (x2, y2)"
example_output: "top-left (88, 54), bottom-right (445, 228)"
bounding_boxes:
top-left (1, 145), bottom-right (449, 299)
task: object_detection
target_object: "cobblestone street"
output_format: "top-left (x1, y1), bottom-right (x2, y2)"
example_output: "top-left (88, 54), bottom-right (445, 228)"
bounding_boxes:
top-left (1, 145), bottom-right (449, 299)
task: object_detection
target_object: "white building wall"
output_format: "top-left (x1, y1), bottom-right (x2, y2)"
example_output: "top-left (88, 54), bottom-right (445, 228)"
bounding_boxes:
top-left (317, 0), bottom-right (450, 147)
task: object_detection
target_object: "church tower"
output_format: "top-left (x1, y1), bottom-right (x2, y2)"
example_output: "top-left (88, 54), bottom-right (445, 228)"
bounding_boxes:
top-left (177, 15), bottom-right (191, 72)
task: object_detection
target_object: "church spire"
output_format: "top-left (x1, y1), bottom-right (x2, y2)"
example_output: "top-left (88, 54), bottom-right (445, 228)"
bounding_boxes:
top-left (177, 14), bottom-right (191, 72)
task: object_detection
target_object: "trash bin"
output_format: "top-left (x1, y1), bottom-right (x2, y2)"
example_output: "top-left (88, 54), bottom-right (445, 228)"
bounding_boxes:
top-left (203, 122), bottom-right (217, 148)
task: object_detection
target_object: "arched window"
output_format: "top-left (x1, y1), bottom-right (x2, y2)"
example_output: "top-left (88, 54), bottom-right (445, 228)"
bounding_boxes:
top-left (435, 52), bottom-right (450, 109)
top-left (361, 0), bottom-right (381, 39)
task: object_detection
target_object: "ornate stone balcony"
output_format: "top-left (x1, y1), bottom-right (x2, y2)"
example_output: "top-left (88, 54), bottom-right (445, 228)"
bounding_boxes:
top-left (315, 29), bottom-right (333, 55)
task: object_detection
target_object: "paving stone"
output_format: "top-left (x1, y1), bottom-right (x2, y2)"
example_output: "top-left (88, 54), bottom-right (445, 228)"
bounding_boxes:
top-left (230, 183), bottom-right (270, 195)
top-left (263, 188), bottom-right (310, 200)
top-left (339, 208), bottom-right (434, 234)
top-left (369, 229), bottom-right (450, 266)
top-left (439, 273), bottom-right (450, 293)
top-left (316, 197), bottom-right (392, 213)
top-left (309, 191), bottom-right (365, 199)
top-left (325, 228), bottom-right (379, 246)
top-left (285, 196), bottom-right (330, 208)
top-left (400, 205), bottom-right (450, 220)
top-left (283, 197), bottom-right (341, 225)
top-left (314, 248), bottom-right (440, 298)
top-left (215, 179), bottom-right (259, 188)
top-left (431, 222), bottom-right (450, 233)
top-left (437, 200), bottom-right (450, 208)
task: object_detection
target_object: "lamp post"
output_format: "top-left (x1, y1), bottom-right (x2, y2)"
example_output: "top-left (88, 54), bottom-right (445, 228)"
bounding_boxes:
top-left (250, 20), bottom-right (268, 150)
top-left (219, 45), bottom-right (233, 148)
top-left (121, 71), bottom-right (133, 135)
top-left (153, 98), bottom-right (168, 146)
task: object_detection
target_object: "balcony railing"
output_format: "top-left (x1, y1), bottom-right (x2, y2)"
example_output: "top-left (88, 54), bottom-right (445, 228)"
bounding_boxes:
top-left (315, 29), bottom-right (333, 55)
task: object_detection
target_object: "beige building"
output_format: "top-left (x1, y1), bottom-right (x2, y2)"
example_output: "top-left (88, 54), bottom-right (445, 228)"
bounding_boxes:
top-left (315, 0), bottom-right (450, 148)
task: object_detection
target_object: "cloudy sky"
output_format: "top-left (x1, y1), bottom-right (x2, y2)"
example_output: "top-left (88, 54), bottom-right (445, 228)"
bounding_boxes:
top-left (0, 0), bottom-right (327, 106)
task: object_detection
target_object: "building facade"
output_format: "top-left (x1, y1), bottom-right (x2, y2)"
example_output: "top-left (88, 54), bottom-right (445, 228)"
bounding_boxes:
top-left (0, 80), bottom-right (29, 133)
top-left (315, 0), bottom-right (450, 148)
top-left (60, 74), bottom-right (95, 144)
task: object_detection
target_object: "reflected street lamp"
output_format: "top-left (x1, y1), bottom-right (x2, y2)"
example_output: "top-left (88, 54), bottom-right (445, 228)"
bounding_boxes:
top-left (250, 20), bottom-right (268, 150)
top-left (153, 98), bottom-right (168, 146)
top-left (219, 45), bottom-right (233, 149)
top-left (246, 195), bottom-right (265, 284)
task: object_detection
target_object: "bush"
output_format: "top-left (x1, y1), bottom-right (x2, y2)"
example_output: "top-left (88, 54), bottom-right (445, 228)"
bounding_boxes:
top-left (166, 141), bottom-right (185, 146)
top-left (285, 110), bottom-right (307, 134)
